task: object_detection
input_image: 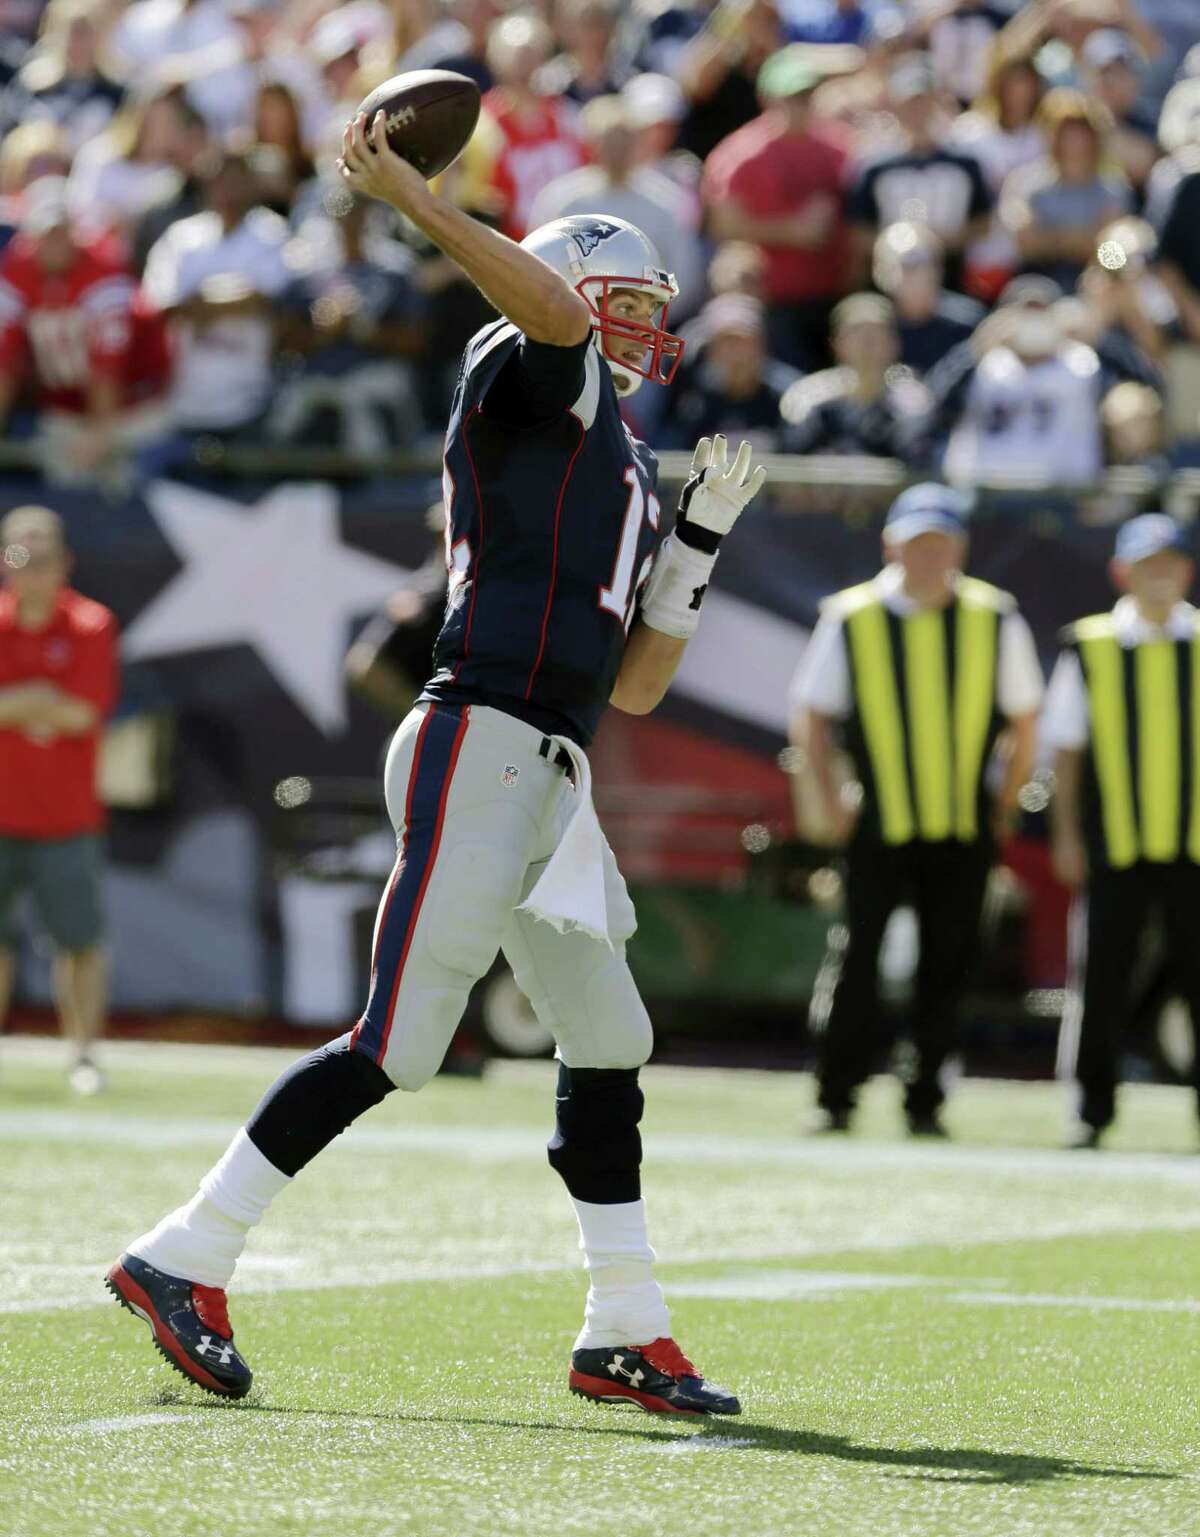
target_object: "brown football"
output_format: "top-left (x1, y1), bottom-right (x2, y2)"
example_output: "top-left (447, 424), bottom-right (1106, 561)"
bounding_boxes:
top-left (356, 69), bottom-right (481, 179)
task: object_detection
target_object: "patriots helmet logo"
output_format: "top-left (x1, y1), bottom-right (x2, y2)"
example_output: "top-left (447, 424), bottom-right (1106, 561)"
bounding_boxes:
top-left (570, 219), bottom-right (622, 259)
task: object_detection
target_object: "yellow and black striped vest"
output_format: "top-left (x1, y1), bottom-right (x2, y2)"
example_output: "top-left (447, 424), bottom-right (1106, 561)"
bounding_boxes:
top-left (838, 576), bottom-right (1007, 846)
top-left (1071, 611), bottom-right (1200, 868)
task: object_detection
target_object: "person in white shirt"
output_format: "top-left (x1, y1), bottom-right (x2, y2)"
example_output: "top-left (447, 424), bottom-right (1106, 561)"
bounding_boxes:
top-left (1044, 513), bottom-right (1200, 1148)
top-left (929, 276), bottom-right (1105, 487)
top-left (789, 483), bottom-right (1043, 1135)
top-left (141, 145), bottom-right (289, 436)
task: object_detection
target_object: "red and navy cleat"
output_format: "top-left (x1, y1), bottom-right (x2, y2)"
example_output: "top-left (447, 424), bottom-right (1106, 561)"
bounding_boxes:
top-left (569, 1337), bottom-right (740, 1417)
top-left (105, 1253), bottom-right (252, 1399)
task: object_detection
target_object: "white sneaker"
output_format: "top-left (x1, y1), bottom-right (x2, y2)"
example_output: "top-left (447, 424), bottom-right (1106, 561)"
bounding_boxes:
top-left (69, 1059), bottom-right (105, 1096)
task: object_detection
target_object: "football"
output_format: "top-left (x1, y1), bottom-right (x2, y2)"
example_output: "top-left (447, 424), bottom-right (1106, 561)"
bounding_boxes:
top-left (356, 69), bottom-right (481, 179)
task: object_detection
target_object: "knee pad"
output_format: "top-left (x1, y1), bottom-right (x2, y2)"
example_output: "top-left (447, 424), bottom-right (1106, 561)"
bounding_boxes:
top-left (546, 1063), bottom-right (644, 1204)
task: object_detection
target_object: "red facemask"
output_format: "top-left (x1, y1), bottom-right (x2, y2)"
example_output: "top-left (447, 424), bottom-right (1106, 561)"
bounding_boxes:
top-left (574, 273), bottom-right (686, 386)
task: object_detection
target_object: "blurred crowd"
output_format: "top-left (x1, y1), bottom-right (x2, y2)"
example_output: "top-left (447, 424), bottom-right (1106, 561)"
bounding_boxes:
top-left (2, 0), bottom-right (1200, 489)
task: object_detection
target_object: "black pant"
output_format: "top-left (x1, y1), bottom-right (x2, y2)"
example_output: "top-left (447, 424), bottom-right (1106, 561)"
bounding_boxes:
top-left (1067, 861), bottom-right (1200, 1130)
top-left (817, 836), bottom-right (992, 1119)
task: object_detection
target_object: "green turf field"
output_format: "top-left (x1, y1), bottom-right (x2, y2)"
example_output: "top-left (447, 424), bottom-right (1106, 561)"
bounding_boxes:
top-left (2, 1037), bottom-right (1198, 1537)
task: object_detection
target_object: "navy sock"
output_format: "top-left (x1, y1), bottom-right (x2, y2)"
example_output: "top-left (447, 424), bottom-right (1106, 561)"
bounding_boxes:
top-left (245, 1032), bottom-right (395, 1177)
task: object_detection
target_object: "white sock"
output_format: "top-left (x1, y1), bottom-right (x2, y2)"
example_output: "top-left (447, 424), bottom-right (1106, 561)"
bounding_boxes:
top-left (127, 1130), bottom-right (292, 1289)
top-left (570, 1197), bottom-right (671, 1351)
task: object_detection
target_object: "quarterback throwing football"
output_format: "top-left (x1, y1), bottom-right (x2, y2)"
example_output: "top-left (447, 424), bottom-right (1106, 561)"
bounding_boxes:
top-left (107, 108), bottom-right (766, 1415)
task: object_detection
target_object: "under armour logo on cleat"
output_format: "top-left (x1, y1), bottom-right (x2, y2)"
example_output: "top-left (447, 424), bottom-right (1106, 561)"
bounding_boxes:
top-left (196, 1335), bottom-right (235, 1366)
top-left (607, 1354), bottom-right (645, 1386)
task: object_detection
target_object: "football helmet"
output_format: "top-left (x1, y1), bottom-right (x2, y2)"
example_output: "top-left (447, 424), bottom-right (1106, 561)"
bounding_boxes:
top-left (521, 214), bottom-right (684, 396)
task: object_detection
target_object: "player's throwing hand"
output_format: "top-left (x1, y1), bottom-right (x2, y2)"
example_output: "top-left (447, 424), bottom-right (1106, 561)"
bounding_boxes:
top-left (676, 435), bottom-right (768, 552)
top-left (338, 110), bottom-right (433, 219)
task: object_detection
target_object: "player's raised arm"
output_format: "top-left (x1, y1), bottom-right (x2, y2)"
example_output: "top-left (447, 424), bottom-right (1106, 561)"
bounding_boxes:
top-left (611, 435), bottom-right (767, 714)
top-left (338, 111), bottom-right (590, 348)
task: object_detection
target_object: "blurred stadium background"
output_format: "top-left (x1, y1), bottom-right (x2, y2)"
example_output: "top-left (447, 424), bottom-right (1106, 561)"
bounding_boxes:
top-left (3, 0), bottom-right (1200, 1086)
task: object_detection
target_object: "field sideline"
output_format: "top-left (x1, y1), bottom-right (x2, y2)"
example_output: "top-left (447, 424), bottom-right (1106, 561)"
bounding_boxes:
top-left (2, 1037), bottom-right (1198, 1537)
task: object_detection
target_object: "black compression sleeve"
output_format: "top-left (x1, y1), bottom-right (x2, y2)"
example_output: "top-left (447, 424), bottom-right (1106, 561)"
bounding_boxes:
top-left (482, 333), bottom-right (590, 425)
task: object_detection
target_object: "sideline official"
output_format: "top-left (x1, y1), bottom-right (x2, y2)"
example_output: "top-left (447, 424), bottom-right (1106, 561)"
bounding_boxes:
top-left (791, 484), bottom-right (1043, 1134)
top-left (1046, 514), bottom-right (1200, 1147)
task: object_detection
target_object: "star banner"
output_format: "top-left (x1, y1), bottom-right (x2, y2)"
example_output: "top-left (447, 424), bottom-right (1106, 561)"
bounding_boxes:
top-left (0, 474), bottom-right (1129, 1016)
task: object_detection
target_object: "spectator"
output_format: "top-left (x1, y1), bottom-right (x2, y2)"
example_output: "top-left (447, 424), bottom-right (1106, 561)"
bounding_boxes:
top-left (0, 177), bottom-right (165, 487)
top-left (473, 12), bottom-right (587, 240)
top-left (528, 94), bottom-right (704, 316)
top-left (0, 504), bottom-right (118, 1096)
top-left (999, 88), bottom-right (1130, 294)
top-left (1145, 77), bottom-right (1200, 234)
top-left (706, 237), bottom-right (766, 300)
top-left (704, 46), bottom-right (850, 371)
top-left (537, 0), bottom-right (631, 105)
top-left (950, 50), bottom-right (1045, 301)
top-left (623, 72), bottom-right (698, 195)
top-left (658, 292), bottom-right (798, 449)
top-left (394, 0), bottom-right (504, 95)
top-left (847, 52), bottom-right (992, 293)
top-left (310, 4), bottom-right (391, 147)
top-left (106, 0), bottom-right (244, 138)
top-left (129, 91), bottom-right (209, 273)
top-left (0, 119), bottom-right (72, 242)
top-left (676, 0), bottom-right (785, 163)
top-left (1153, 137), bottom-right (1200, 354)
top-left (782, 0), bottom-right (875, 46)
top-left (915, 0), bottom-right (1015, 109)
top-left (271, 186), bottom-right (426, 455)
top-left (1078, 29), bottom-right (1157, 200)
top-left (780, 292), bottom-right (929, 457)
top-left (66, 84), bottom-right (186, 241)
top-left (14, 0), bottom-right (125, 155)
top-left (141, 144), bottom-right (289, 449)
top-left (873, 222), bottom-right (985, 377)
top-left (928, 276), bottom-right (1106, 485)
top-left (1072, 216), bottom-right (1173, 379)
top-left (251, 79), bottom-right (317, 218)
top-left (1101, 379), bottom-right (1168, 472)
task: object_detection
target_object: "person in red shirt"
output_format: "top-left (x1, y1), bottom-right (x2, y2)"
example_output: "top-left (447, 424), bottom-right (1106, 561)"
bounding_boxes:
top-left (0, 505), bottom-right (118, 1094)
top-left (0, 177), bottom-right (167, 489)
top-left (703, 46), bottom-right (851, 372)
top-left (478, 12), bottom-right (588, 240)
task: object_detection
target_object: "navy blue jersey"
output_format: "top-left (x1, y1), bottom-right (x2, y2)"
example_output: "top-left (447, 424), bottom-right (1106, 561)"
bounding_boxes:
top-left (421, 320), bottom-right (662, 746)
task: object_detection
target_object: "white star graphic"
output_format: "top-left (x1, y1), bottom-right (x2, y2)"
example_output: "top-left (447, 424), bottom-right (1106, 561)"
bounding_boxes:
top-left (123, 480), bottom-right (415, 734)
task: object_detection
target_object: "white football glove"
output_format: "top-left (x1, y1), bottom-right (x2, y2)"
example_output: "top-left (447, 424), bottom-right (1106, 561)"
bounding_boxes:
top-left (675, 435), bottom-right (768, 552)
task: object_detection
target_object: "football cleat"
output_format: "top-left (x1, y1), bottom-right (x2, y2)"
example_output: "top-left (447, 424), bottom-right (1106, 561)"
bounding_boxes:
top-left (105, 1253), bottom-right (252, 1399)
top-left (569, 1337), bottom-right (740, 1417)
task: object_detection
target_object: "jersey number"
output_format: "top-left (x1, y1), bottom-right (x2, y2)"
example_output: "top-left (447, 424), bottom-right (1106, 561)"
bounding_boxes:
top-left (599, 466), bottom-right (660, 632)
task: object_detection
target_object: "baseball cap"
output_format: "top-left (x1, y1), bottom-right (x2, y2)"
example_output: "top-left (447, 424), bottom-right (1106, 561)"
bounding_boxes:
top-left (20, 175), bottom-right (71, 235)
top-left (701, 293), bottom-right (765, 339)
top-left (1081, 28), bottom-right (1140, 72)
top-left (757, 46), bottom-right (820, 101)
top-left (997, 274), bottom-right (1064, 310)
top-left (831, 292), bottom-right (895, 332)
top-left (884, 483), bottom-right (970, 543)
top-left (1114, 513), bottom-right (1190, 564)
top-left (621, 73), bottom-right (686, 128)
top-left (888, 52), bottom-right (936, 102)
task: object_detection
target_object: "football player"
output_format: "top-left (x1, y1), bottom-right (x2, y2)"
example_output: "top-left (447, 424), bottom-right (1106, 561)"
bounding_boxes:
top-left (106, 109), bottom-right (765, 1416)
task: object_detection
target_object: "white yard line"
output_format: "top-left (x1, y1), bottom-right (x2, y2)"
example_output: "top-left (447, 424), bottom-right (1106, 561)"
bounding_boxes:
top-left (949, 1291), bottom-right (1200, 1315)
top-left (3, 1105), bottom-right (1200, 1186)
top-left (69, 1413), bottom-right (195, 1432)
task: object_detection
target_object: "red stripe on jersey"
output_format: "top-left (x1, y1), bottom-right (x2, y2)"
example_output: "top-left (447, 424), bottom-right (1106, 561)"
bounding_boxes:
top-left (525, 412), bottom-right (587, 699)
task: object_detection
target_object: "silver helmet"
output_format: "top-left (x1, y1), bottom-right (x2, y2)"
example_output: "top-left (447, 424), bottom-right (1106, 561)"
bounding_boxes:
top-left (521, 214), bottom-right (684, 396)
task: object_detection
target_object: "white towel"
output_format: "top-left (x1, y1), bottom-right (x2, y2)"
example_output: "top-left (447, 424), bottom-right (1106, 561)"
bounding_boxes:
top-left (517, 735), bottom-right (613, 948)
